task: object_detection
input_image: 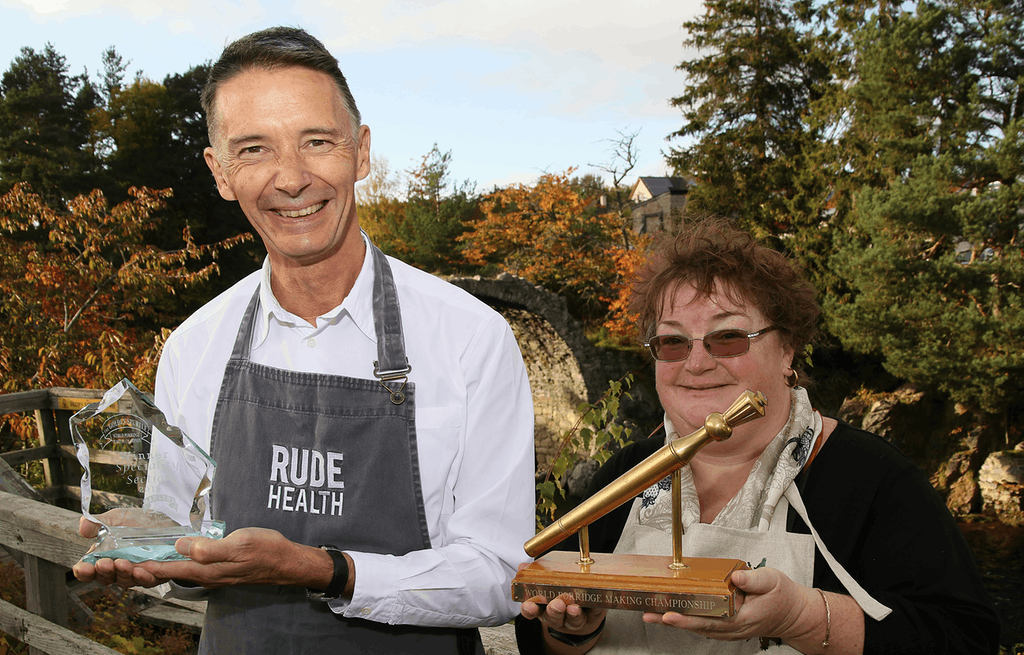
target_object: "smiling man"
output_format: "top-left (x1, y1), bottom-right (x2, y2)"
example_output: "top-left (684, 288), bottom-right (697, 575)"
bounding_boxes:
top-left (73, 27), bottom-right (535, 655)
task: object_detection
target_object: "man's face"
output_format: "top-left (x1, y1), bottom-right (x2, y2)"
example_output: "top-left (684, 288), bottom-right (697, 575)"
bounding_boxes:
top-left (204, 66), bottom-right (370, 271)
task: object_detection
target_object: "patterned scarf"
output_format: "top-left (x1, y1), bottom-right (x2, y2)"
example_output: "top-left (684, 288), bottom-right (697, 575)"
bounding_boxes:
top-left (637, 388), bottom-right (821, 533)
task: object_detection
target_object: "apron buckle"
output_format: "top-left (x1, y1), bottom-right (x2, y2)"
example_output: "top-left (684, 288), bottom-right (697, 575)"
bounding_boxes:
top-left (373, 361), bottom-right (412, 405)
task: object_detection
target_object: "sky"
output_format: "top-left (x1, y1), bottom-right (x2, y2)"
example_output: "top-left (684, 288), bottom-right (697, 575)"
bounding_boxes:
top-left (1, 0), bottom-right (704, 193)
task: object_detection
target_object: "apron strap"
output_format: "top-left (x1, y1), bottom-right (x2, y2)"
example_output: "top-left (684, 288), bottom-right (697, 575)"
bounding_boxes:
top-left (227, 239), bottom-right (413, 404)
top-left (231, 288), bottom-right (262, 362)
top-left (783, 484), bottom-right (893, 621)
top-left (367, 240), bottom-right (413, 403)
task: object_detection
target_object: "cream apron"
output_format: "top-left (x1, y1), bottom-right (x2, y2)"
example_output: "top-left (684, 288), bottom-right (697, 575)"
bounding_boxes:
top-left (589, 483), bottom-right (891, 654)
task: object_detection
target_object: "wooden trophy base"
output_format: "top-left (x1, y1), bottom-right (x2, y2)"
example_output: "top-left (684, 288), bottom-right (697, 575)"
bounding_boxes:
top-left (512, 551), bottom-right (748, 617)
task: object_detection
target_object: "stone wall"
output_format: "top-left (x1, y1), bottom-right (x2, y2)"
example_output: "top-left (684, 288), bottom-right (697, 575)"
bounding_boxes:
top-left (448, 274), bottom-right (654, 472)
top-left (631, 194), bottom-right (687, 234)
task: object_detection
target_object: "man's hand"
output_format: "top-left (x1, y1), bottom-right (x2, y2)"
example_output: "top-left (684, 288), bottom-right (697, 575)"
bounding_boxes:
top-left (134, 528), bottom-right (333, 589)
top-left (72, 552), bottom-right (171, 588)
top-left (73, 514), bottom-right (338, 594)
top-left (73, 508), bottom-right (182, 588)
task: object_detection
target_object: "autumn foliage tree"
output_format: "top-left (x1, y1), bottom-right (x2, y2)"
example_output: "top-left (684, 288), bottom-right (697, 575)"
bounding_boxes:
top-left (359, 145), bottom-right (478, 272)
top-left (460, 168), bottom-right (649, 336)
top-left (356, 152), bottom-right (407, 256)
top-left (0, 183), bottom-right (249, 414)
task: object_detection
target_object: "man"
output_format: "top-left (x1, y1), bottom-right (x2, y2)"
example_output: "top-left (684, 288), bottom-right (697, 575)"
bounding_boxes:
top-left (73, 26), bottom-right (535, 654)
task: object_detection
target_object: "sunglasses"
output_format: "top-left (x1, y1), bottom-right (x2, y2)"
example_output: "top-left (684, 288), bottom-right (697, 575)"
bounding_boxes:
top-left (644, 326), bottom-right (777, 362)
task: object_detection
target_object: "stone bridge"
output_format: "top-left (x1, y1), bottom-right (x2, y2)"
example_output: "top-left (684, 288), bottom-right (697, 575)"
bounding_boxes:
top-left (448, 274), bottom-right (652, 471)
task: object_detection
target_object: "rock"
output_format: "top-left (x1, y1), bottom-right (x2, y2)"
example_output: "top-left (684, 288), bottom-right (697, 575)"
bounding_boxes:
top-left (861, 396), bottom-right (897, 436)
top-left (980, 451), bottom-right (1024, 526)
top-left (481, 623), bottom-right (517, 655)
top-left (947, 471), bottom-right (981, 515)
top-left (566, 459), bottom-right (601, 498)
top-left (936, 450), bottom-right (981, 514)
top-left (837, 394), bottom-right (873, 427)
top-left (859, 384), bottom-right (926, 442)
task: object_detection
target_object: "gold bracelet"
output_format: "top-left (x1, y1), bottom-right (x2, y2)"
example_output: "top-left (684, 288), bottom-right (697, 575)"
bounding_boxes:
top-left (817, 589), bottom-right (831, 648)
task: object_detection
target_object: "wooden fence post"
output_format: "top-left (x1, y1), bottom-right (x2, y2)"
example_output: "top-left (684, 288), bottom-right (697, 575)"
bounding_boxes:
top-left (33, 406), bottom-right (69, 510)
top-left (23, 555), bottom-right (69, 629)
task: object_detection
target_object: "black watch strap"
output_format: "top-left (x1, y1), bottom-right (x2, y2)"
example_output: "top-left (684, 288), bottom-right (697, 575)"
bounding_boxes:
top-left (306, 545), bottom-right (348, 601)
top-left (546, 617), bottom-right (606, 647)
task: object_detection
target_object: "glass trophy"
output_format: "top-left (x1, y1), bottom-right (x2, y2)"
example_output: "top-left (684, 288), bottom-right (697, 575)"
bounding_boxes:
top-left (70, 379), bottom-right (224, 563)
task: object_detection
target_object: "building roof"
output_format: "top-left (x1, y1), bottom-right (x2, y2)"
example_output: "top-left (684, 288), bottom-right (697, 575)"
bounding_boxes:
top-left (630, 176), bottom-right (691, 203)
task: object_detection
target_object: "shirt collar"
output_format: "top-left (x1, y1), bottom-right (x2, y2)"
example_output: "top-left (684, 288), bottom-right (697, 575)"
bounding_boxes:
top-left (252, 233), bottom-right (378, 348)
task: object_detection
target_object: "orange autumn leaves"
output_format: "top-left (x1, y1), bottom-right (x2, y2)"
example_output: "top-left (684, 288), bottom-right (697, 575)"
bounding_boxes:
top-left (0, 183), bottom-right (249, 398)
top-left (460, 169), bottom-right (648, 341)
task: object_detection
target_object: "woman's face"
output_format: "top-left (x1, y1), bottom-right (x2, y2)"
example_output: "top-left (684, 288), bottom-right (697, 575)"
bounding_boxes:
top-left (654, 282), bottom-right (795, 446)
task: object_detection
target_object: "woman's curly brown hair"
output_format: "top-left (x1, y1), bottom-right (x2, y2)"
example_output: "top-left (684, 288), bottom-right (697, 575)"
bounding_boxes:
top-left (629, 217), bottom-right (819, 368)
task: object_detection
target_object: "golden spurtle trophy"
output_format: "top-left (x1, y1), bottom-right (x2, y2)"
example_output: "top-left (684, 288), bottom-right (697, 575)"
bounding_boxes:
top-left (512, 390), bottom-right (767, 617)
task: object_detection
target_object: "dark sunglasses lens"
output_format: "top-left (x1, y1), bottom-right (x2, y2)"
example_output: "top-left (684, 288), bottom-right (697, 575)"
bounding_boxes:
top-left (652, 335), bottom-right (691, 361)
top-left (705, 330), bottom-right (749, 357)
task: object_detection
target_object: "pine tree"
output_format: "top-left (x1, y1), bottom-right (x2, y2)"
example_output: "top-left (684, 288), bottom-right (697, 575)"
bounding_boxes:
top-left (667, 0), bottom-right (833, 230)
top-left (666, 0), bottom-right (841, 295)
top-left (0, 44), bottom-right (102, 206)
top-left (90, 64), bottom-right (263, 318)
top-left (827, 0), bottom-right (1024, 416)
top-left (391, 144), bottom-right (477, 272)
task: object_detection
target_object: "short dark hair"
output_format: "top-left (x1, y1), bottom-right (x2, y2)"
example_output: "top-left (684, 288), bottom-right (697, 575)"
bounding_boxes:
top-left (202, 26), bottom-right (361, 145)
top-left (629, 216), bottom-right (820, 367)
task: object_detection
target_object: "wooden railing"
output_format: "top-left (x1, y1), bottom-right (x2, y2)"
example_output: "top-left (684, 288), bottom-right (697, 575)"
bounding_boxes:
top-left (0, 489), bottom-right (117, 655)
top-left (0, 388), bottom-right (142, 511)
top-left (0, 388), bottom-right (514, 654)
top-left (0, 387), bottom-right (201, 654)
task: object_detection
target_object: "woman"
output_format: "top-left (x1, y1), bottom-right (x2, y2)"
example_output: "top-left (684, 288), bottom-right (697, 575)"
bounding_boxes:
top-left (517, 219), bottom-right (998, 654)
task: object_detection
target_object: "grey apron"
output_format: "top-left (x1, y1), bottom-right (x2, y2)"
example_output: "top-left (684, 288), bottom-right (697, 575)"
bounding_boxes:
top-left (200, 243), bottom-right (483, 655)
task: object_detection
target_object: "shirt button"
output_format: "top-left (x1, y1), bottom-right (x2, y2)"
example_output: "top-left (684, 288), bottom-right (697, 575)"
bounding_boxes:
top-left (360, 608), bottom-right (372, 616)
top-left (306, 338), bottom-right (317, 348)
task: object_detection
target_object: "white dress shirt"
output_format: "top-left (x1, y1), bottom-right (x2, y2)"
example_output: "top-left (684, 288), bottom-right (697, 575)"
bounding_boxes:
top-left (154, 237), bottom-right (535, 627)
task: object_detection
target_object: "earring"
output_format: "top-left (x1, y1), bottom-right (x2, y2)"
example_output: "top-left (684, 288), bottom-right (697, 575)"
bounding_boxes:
top-left (785, 370), bottom-right (799, 388)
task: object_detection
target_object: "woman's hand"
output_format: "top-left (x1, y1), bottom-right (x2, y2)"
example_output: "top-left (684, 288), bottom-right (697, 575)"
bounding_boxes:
top-left (521, 593), bottom-right (608, 654)
top-left (642, 567), bottom-right (864, 654)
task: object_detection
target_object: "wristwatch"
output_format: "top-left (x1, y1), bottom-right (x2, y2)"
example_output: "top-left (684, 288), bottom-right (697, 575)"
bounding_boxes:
top-left (306, 545), bottom-right (349, 601)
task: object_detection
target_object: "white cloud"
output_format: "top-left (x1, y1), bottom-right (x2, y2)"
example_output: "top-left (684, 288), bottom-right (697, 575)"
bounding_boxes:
top-left (306, 0), bottom-right (700, 61)
top-left (167, 17), bottom-right (195, 33)
top-left (4, 0), bottom-right (268, 26)
top-left (13, 0), bottom-right (69, 15)
top-left (0, 0), bottom-right (699, 188)
top-left (288, 0), bottom-right (699, 122)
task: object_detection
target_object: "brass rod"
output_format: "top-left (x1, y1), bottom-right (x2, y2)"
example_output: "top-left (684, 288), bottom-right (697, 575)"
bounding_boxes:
top-left (578, 525), bottom-right (594, 564)
top-left (670, 469), bottom-right (685, 568)
top-left (524, 390), bottom-right (767, 557)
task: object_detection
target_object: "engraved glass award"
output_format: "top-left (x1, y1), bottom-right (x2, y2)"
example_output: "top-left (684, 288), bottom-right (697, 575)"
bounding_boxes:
top-left (70, 379), bottom-right (224, 563)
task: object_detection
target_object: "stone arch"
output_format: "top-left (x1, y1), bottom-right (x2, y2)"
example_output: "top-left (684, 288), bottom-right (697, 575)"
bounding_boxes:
top-left (448, 274), bottom-right (648, 470)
